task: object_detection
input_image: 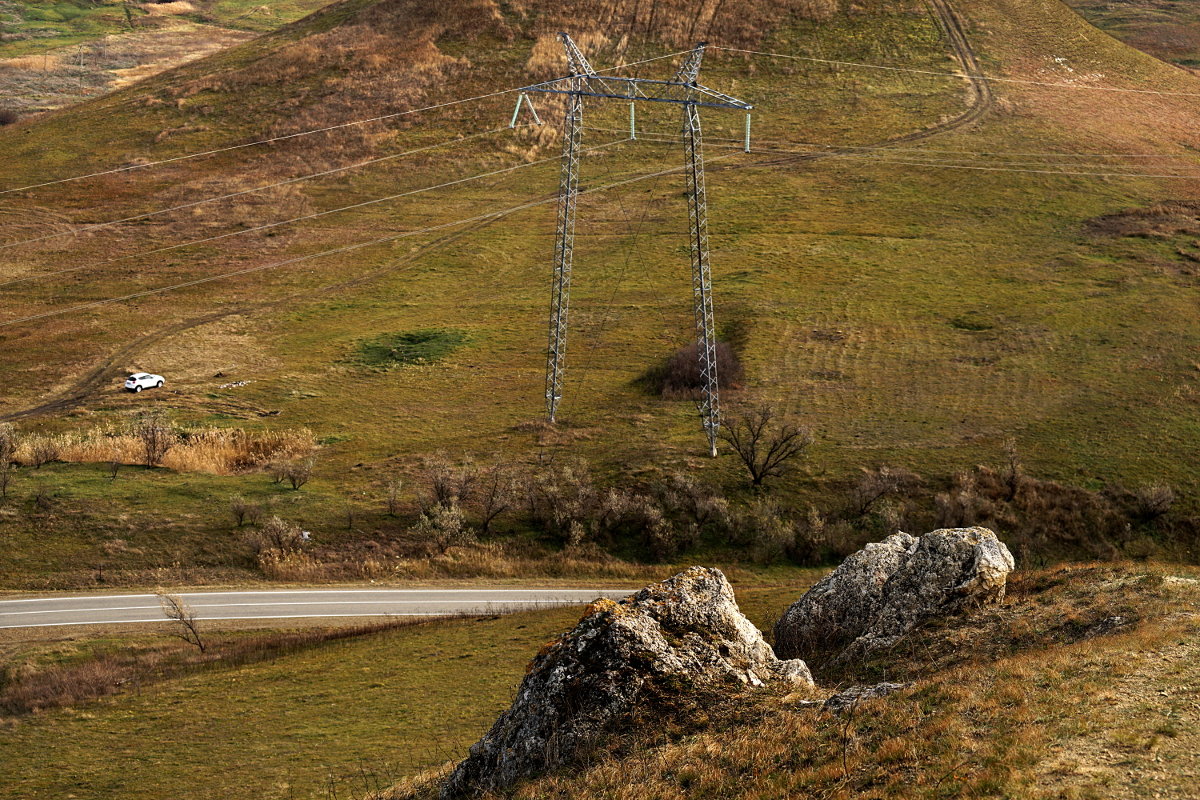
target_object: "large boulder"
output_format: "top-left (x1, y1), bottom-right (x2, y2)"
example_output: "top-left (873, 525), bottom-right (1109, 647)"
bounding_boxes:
top-left (441, 567), bottom-right (812, 798)
top-left (774, 527), bottom-right (1014, 665)
top-left (773, 531), bottom-right (918, 661)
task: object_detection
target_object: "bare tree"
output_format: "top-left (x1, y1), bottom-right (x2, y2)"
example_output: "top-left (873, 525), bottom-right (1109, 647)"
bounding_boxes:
top-left (471, 460), bottom-right (516, 535)
top-left (1001, 437), bottom-right (1024, 501)
top-left (719, 405), bottom-right (813, 488)
top-left (157, 591), bottom-right (206, 653)
top-left (384, 477), bottom-right (403, 516)
top-left (421, 454), bottom-right (475, 510)
top-left (0, 423), bottom-right (16, 498)
top-left (229, 494), bottom-right (262, 527)
top-left (136, 411), bottom-right (175, 468)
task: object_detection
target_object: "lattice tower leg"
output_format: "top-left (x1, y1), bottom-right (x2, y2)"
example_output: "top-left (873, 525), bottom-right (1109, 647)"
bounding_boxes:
top-left (682, 102), bottom-right (721, 457)
top-left (545, 90), bottom-right (584, 423)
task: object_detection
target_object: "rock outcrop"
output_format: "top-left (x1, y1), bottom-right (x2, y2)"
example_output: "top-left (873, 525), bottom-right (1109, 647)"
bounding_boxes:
top-left (774, 527), bottom-right (1014, 665)
top-left (441, 567), bottom-right (812, 798)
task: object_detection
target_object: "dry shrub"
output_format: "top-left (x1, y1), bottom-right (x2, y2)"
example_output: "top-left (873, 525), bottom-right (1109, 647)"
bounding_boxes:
top-left (245, 516), bottom-right (305, 556)
top-left (653, 340), bottom-right (744, 399)
top-left (411, 502), bottom-right (476, 553)
top-left (1, 656), bottom-right (128, 715)
top-left (0, 109), bottom-right (18, 126)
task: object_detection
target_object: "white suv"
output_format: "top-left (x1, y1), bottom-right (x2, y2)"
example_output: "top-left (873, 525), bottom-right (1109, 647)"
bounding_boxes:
top-left (124, 372), bottom-right (164, 393)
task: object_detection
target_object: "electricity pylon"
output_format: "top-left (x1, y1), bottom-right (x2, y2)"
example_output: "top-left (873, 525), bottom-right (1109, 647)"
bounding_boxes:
top-left (516, 34), bottom-right (752, 457)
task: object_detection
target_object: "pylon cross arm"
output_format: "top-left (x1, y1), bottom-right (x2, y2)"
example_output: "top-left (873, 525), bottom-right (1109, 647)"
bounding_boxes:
top-left (522, 75), bottom-right (752, 110)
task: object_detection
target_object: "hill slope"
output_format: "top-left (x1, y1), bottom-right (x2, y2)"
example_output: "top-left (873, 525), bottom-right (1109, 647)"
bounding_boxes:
top-left (0, 0), bottom-right (1200, 582)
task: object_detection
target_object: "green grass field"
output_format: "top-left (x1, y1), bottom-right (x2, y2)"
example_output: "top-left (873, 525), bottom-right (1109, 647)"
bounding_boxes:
top-left (0, 584), bottom-right (804, 800)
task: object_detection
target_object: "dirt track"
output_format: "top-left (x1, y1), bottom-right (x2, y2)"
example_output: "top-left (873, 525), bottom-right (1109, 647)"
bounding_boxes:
top-left (2, 0), bottom-right (994, 423)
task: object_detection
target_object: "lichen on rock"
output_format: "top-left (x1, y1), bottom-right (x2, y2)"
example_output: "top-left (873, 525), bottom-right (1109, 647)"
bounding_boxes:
top-left (774, 527), bottom-right (1015, 666)
top-left (440, 566), bottom-right (812, 798)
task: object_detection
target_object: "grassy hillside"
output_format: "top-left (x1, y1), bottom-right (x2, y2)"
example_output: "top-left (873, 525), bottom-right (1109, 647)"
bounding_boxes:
top-left (2, 565), bottom-right (1194, 799)
top-left (388, 564), bottom-right (1200, 800)
top-left (1064, 0), bottom-right (1200, 70)
top-left (1, 0), bottom-right (1200, 585)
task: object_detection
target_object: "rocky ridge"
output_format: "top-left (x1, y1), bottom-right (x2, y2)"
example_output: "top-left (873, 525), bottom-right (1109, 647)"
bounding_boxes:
top-left (440, 566), bottom-right (811, 798)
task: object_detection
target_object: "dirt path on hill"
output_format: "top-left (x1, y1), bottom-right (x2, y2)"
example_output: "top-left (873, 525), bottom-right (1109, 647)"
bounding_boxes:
top-left (2, 0), bottom-right (994, 422)
top-left (740, 0), bottom-right (992, 170)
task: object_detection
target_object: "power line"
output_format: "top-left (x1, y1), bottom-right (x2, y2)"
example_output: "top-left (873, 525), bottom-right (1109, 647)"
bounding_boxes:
top-left (0, 138), bottom-right (628, 289)
top-left (734, 145), bottom-right (1200, 181)
top-left (0, 49), bottom-right (694, 197)
top-left (0, 125), bottom-right (522, 252)
top-left (0, 152), bottom-right (741, 328)
top-left (608, 130), bottom-right (1200, 178)
top-left (585, 125), bottom-right (1200, 162)
top-left (710, 45), bottom-right (1200, 98)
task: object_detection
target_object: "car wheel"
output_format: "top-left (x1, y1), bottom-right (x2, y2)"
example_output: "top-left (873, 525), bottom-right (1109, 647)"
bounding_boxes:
top-left (134, 385), bottom-right (142, 392)
top-left (155, 381), bottom-right (163, 388)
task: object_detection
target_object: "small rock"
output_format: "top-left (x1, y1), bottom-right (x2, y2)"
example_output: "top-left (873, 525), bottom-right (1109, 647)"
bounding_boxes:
top-left (822, 682), bottom-right (909, 714)
top-left (440, 567), bottom-right (811, 798)
top-left (1082, 615), bottom-right (1129, 640)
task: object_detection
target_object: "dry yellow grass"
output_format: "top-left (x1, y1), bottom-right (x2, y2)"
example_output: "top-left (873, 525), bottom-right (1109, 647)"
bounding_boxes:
top-left (12, 424), bottom-right (315, 475)
top-left (379, 565), bottom-right (1199, 800)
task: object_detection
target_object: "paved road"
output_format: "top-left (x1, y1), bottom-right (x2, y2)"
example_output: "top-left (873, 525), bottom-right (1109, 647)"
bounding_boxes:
top-left (0, 588), bottom-right (628, 629)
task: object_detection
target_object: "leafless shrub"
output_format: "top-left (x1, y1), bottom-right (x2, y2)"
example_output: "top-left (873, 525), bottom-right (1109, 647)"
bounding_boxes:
top-left (654, 340), bottom-right (744, 398)
top-left (422, 454), bottom-right (475, 509)
top-left (0, 423), bottom-right (16, 498)
top-left (284, 457), bottom-right (314, 490)
top-left (27, 436), bottom-right (61, 469)
top-left (733, 498), bottom-right (795, 564)
top-left (0, 109), bottom-right (17, 126)
top-left (1133, 485), bottom-right (1175, 523)
top-left (384, 477), bottom-right (404, 516)
top-left (229, 494), bottom-right (262, 527)
top-left (521, 457), bottom-right (599, 542)
top-left (245, 516), bottom-right (305, 556)
top-left (268, 459), bottom-right (288, 485)
top-left (1001, 438), bottom-right (1025, 501)
top-left (470, 460), bottom-right (517, 535)
top-left (156, 591), bottom-right (206, 653)
top-left (658, 471), bottom-right (730, 533)
top-left (848, 466), bottom-right (922, 518)
top-left (136, 411), bottom-right (176, 468)
top-left (720, 404), bottom-right (813, 488)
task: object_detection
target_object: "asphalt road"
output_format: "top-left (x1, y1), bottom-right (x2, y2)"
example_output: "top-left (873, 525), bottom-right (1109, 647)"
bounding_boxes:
top-left (0, 588), bottom-right (629, 629)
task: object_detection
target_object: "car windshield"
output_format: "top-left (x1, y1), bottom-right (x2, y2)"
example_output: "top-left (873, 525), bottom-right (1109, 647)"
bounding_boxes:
top-left (127, 374), bottom-right (145, 379)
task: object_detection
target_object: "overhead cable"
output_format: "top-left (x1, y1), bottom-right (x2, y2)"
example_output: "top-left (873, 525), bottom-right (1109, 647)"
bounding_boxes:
top-left (711, 45), bottom-right (1200, 98)
top-left (0, 151), bottom-right (741, 328)
top-left (0, 137), bottom-right (628, 288)
top-left (0, 48), bottom-right (693, 197)
top-left (0, 125), bottom-right (522, 251)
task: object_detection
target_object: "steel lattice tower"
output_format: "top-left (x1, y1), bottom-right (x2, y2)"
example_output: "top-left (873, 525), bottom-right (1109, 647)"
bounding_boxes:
top-left (516, 34), bottom-right (751, 456)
